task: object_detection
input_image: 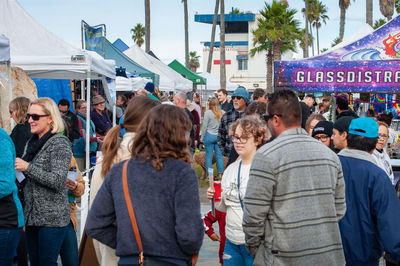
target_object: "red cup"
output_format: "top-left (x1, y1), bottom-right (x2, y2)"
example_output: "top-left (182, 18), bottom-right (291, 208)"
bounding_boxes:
top-left (214, 181), bottom-right (221, 202)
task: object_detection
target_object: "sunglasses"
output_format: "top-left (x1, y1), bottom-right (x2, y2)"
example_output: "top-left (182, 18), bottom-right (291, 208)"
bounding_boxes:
top-left (263, 114), bottom-right (282, 122)
top-left (232, 96), bottom-right (243, 100)
top-left (27, 113), bottom-right (49, 121)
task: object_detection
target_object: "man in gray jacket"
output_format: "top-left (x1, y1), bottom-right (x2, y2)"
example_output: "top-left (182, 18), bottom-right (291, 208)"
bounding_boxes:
top-left (243, 89), bottom-right (346, 265)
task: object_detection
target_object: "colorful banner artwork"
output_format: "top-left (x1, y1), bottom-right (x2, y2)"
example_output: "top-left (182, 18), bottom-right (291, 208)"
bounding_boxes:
top-left (83, 22), bottom-right (104, 55)
top-left (274, 15), bottom-right (400, 93)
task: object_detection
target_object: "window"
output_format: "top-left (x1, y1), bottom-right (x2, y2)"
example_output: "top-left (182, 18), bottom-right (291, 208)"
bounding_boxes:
top-left (238, 59), bottom-right (248, 70)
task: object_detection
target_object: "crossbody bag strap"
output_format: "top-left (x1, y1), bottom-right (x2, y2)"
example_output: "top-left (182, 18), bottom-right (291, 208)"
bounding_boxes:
top-left (122, 159), bottom-right (144, 266)
top-left (237, 161), bottom-right (244, 210)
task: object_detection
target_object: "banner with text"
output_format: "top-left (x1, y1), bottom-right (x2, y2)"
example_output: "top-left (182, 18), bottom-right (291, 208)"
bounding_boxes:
top-left (274, 15), bottom-right (400, 93)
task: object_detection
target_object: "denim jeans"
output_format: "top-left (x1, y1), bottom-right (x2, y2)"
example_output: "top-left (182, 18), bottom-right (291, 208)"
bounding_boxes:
top-left (60, 222), bottom-right (79, 266)
top-left (223, 238), bottom-right (254, 266)
top-left (25, 225), bottom-right (68, 266)
top-left (0, 228), bottom-right (22, 266)
top-left (204, 132), bottom-right (224, 174)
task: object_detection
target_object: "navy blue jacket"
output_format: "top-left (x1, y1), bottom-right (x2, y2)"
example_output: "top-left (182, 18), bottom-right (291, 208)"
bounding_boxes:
top-left (86, 157), bottom-right (203, 262)
top-left (338, 149), bottom-right (400, 265)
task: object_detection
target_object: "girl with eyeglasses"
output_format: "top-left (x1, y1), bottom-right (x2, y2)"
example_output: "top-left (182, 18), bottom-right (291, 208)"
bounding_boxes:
top-left (208, 115), bottom-right (270, 266)
top-left (14, 97), bottom-right (72, 266)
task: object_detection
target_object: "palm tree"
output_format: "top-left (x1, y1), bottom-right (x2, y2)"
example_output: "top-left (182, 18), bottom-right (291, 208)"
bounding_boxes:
top-left (251, 0), bottom-right (301, 92)
top-left (182, 0), bottom-right (189, 68)
top-left (130, 23), bottom-right (145, 47)
top-left (339, 0), bottom-right (351, 42)
top-left (331, 36), bottom-right (342, 47)
top-left (304, 0), bottom-right (310, 58)
top-left (299, 28), bottom-right (313, 58)
top-left (380, 0), bottom-right (395, 21)
top-left (396, 0), bottom-right (400, 13)
top-left (207, 0), bottom-right (219, 73)
top-left (311, 0), bottom-right (329, 55)
top-left (189, 51), bottom-right (200, 72)
top-left (320, 47), bottom-right (329, 53)
top-left (366, 0), bottom-right (373, 26)
top-left (373, 18), bottom-right (387, 29)
top-left (229, 8), bottom-right (243, 14)
top-left (302, 0), bottom-right (317, 56)
top-left (144, 0), bottom-right (150, 52)
top-left (220, 0), bottom-right (226, 91)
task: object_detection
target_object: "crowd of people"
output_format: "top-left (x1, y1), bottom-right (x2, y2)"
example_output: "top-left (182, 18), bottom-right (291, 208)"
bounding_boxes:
top-left (0, 82), bottom-right (400, 266)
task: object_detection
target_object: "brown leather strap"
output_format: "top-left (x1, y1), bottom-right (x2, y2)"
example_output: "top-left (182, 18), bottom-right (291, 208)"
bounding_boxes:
top-left (122, 160), bottom-right (144, 266)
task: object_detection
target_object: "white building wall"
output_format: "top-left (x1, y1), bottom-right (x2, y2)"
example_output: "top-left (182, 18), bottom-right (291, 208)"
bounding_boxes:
top-left (201, 14), bottom-right (268, 91)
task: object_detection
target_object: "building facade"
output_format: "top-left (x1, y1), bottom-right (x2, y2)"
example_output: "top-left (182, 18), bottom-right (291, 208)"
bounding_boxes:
top-left (195, 12), bottom-right (268, 91)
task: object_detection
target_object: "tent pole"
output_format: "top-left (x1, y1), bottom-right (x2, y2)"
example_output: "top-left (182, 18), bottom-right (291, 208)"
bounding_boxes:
top-left (7, 61), bottom-right (14, 130)
top-left (80, 70), bottom-right (91, 241)
top-left (80, 79), bottom-right (84, 100)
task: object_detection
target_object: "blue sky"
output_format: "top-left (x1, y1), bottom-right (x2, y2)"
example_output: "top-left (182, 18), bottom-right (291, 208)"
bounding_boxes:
top-left (17, 0), bottom-right (391, 70)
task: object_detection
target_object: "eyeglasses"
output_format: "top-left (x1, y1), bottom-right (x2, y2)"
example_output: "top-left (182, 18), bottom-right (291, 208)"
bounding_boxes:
top-left (314, 135), bottom-right (329, 142)
top-left (231, 135), bottom-right (250, 144)
top-left (232, 96), bottom-right (243, 100)
top-left (27, 113), bottom-right (49, 121)
top-left (378, 134), bottom-right (388, 139)
top-left (263, 114), bottom-right (282, 122)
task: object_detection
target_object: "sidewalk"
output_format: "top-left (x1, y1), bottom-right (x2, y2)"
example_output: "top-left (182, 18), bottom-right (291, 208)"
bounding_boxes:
top-left (198, 204), bottom-right (220, 266)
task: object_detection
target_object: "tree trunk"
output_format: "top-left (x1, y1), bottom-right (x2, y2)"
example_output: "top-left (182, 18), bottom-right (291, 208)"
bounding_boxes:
top-left (366, 0), bottom-right (373, 26)
top-left (304, 0), bottom-right (309, 58)
top-left (316, 25), bottom-right (320, 55)
top-left (266, 49), bottom-right (273, 93)
top-left (310, 23), bottom-right (315, 56)
top-left (220, 0), bottom-right (226, 91)
top-left (183, 0), bottom-right (189, 68)
top-left (207, 0), bottom-right (219, 73)
top-left (145, 0), bottom-right (150, 52)
top-left (380, 0), bottom-right (394, 21)
top-left (339, 3), bottom-right (346, 42)
top-left (271, 41), bottom-right (281, 93)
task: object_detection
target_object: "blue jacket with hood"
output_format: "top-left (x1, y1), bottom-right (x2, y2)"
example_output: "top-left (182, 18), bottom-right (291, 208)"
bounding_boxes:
top-left (338, 149), bottom-right (400, 265)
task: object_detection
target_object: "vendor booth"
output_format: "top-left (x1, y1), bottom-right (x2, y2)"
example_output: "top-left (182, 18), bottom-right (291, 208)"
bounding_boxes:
top-left (124, 45), bottom-right (192, 92)
top-left (168, 59), bottom-right (206, 87)
top-left (0, 34), bottom-right (12, 131)
top-left (274, 16), bottom-right (400, 94)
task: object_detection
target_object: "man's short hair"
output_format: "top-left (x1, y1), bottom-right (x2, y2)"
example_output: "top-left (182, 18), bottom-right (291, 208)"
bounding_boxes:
top-left (217, 89), bottom-right (227, 95)
top-left (268, 89), bottom-right (301, 127)
top-left (176, 92), bottom-right (187, 102)
top-left (347, 134), bottom-right (377, 153)
top-left (336, 94), bottom-right (349, 110)
top-left (58, 99), bottom-right (70, 109)
top-left (253, 88), bottom-right (266, 100)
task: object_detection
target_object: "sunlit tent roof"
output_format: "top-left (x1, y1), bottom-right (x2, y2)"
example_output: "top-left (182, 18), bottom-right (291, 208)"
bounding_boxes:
top-left (0, 0), bottom-right (115, 80)
top-left (168, 59), bottom-right (206, 85)
top-left (274, 15), bottom-right (400, 93)
top-left (105, 38), bottom-right (159, 86)
top-left (0, 34), bottom-right (10, 62)
top-left (198, 72), bottom-right (238, 91)
top-left (113, 38), bottom-right (129, 53)
top-left (124, 45), bottom-right (192, 91)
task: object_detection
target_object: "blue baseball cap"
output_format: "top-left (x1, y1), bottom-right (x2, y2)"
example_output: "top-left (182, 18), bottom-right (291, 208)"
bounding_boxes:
top-left (232, 87), bottom-right (249, 103)
top-left (144, 82), bottom-right (155, 93)
top-left (348, 117), bottom-right (378, 138)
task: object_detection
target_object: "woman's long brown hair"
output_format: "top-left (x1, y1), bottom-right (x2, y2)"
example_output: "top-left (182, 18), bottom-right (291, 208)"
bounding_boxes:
top-left (101, 96), bottom-right (160, 177)
top-left (209, 97), bottom-right (222, 121)
top-left (131, 104), bottom-right (192, 170)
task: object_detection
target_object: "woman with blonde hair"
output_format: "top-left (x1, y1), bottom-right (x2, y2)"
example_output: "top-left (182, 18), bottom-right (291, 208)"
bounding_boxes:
top-left (87, 104), bottom-right (204, 266)
top-left (14, 97), bottom-right (72, 266)
top-left (89, 96), bottom-right (160, 266)
top-left (201, 97), bottom-right (225, 178)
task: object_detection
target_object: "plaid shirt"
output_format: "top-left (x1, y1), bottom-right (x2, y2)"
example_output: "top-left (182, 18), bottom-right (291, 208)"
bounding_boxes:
top-left (218, 108), bottom-right (245, 156)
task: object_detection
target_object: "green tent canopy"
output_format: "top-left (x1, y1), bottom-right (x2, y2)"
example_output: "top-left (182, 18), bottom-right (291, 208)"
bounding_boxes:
top-left (168, 60), bottom-right (206, 85)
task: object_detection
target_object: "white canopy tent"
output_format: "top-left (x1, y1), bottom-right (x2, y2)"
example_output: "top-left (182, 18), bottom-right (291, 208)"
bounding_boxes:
top-left (0, 0), bottom-right (116, 239)
top-left (124, 45), bottom-right (192, 92)
top-left (198, 72), bottom-right (238, 92)
top-left (115, 76), bottom-right (152, 92)
top-left (0, 34), bottom-right (12, 131)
